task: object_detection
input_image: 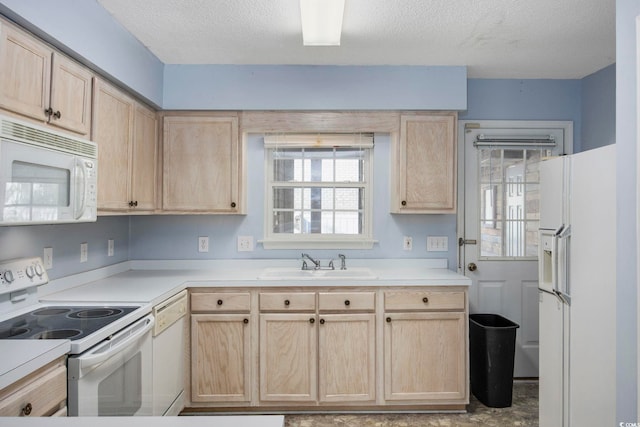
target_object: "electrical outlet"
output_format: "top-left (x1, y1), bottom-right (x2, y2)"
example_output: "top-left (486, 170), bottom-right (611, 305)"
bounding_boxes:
top-left (108, 239), bottom-right (114, 257)
top-left (403, 236), bottom-right (413, 251)
top-left (198, 236), bottom-right (209, 253)
top-left (43, 247), bottom-right (53, 269)
top-left (427, 236), bottom-right (449, 252)
top-left (80, 242), bottom-right (88, 263)
top-left (237, 236), bottom-right (254, 252)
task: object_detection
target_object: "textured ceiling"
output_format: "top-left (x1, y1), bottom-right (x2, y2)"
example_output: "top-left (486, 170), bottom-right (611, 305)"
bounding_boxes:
top-left (97, 0), bottom-right (615, 79)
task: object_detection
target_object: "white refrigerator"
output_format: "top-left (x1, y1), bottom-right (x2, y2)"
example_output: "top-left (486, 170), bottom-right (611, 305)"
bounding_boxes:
top-left (538, 144), bottom-right (616, 427)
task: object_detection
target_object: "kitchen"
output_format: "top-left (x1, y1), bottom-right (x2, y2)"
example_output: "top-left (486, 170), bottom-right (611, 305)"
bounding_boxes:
top-left (0, 0), bottom-right (634, 425)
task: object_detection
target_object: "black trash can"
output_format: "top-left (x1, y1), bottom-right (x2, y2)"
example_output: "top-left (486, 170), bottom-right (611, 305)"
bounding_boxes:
top-left (469, 313), bottom-right (520, 408)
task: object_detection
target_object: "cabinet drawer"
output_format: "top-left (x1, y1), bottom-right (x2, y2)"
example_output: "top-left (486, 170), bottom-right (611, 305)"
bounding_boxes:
top-left (318, 292), bottom-right (375, 312)
top-left (259, 292), bottom-right (316, 312)
top-left (0, 361), bottom-right (66, 416)
top-left (384, 290), bottom-right (465, 311)
top-left (191, 292), bottom-right (251, 312)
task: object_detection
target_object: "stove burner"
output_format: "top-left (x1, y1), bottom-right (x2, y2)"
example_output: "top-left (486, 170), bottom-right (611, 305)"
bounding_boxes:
top-left (32, 329), bottom-right (82, 339)
top-left (68, 308), bottom-right (124, 319)
top-left (0, 327), bottom-right (30, 338)
top-left (32, 308), bottom-right (72, 316)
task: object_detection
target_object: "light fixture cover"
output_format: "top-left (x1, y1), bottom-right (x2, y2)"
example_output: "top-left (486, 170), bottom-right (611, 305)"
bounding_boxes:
top-left (300, 0), bottom-right (345, 46)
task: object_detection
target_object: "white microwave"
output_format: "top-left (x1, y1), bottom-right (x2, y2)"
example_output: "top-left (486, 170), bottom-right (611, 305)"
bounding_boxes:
top-left (0, 114), bottom-right (97, 225)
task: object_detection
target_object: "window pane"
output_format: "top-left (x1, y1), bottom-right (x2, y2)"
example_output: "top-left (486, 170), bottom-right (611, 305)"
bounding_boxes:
top-left (479, 147), bottom-right (546, 258)
top-left (335, 188), bottom-right (360, 210)
top-left (268, 143), bottom-right (371, 239)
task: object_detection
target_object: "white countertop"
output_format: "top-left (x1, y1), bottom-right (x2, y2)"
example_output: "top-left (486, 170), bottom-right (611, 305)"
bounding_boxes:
top-left (1, 415), bottom-right (284, 427)
top-left (0, 340), bottom-right (70, 390)
top-left (2, 258), bottom-right (469, 398)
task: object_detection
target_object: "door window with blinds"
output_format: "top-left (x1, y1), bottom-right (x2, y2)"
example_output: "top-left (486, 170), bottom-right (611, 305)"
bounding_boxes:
top-left (476, 135), bottom-right (555, 258)
top-left (263, 134), bottom-right (374, 249)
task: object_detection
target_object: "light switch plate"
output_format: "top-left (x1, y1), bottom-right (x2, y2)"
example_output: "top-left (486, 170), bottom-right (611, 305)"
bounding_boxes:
top-left (427, 236), bottom-right (448, 252)
top-left (43, 247), bottom-right (53, 269)
top-left (403, 236), bottom-right (413, 251)
top-left (80, 242), bottom-right (88, 263)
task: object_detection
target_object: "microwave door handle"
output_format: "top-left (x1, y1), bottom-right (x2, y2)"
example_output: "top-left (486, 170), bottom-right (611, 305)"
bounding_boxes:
top-left (75, 315), bottom-right (154, 371)
top-left (73, 159), bottom-right (87, 219)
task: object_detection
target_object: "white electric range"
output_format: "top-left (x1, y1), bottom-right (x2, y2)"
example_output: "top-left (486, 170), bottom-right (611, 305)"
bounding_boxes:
top-left (0, 257), bottom-right (153, 416)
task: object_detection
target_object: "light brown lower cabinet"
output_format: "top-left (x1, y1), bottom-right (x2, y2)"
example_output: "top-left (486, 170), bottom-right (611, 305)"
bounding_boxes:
top-left (384, 312), bottom-right (466, 402)
top-left (259, 313), bottom-right (318, 402)
top-left (0, 357), bottom-right (67, 416)
top-left (187, 286), bottom-right (468, 411)
top-left (191, 313), bottom-right (251, 403)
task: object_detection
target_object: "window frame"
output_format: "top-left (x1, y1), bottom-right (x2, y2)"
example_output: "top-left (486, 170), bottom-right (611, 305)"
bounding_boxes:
top-left (262, 134), bottom-right (375, 250)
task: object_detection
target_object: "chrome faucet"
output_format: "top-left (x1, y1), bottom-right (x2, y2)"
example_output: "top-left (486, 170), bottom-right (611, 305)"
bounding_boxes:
top-left (338, 254), bottom-right (347, 270)
top-left (301, 253), bottom-right (321, 270)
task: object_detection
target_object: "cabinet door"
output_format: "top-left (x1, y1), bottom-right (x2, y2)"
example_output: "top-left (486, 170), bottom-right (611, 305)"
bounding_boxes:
top-left (49, 53), bottom-right (93, 135)
top-left (163, 115), bottom-right (240, 212)
top-left (394, 114), bottom-right (457, 213)
top-left (93, 79), bottom-right (135, 210)
top-left (191, 313), bottom-right (251, 403)
top-left (384, 312), bottom-right (466, 402)
top-left (318, 313), bottom-right (376, 403)
top-left (131, 104), bottom-right (158, 211)
top-left (0, 23), bottom-right (51, 122)
top-left (259, 313), bottom-right (317, 402)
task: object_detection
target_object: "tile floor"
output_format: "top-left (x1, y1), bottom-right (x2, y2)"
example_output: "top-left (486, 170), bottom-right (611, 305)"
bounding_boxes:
top-left (284, 381), bottom-right (538, 427)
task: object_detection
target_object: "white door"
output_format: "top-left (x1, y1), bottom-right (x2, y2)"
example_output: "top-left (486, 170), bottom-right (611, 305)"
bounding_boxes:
top-left (458, 121), bottom-right (570, 377)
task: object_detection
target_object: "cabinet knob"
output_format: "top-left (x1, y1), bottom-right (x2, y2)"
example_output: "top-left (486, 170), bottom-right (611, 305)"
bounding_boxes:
top-left (128, 201), bottom-right (134, 207)
top-left (133, 201), bottom-right (138, 207)
top-left (231, 202), bottom-right (237, 208)
top-left (422, 297), bottom-right (429, 304)
top-left (309, 318), bottom-right (315, 324)
top-left (217, 299), bottom-right (223, 306)
top-left (401, 200), bottom-right (407, 206)
top-left (22, 402), bottom-right (32, 416)
top-left (386, 317), bottom-right (392, 323)
top-left (319, 318), bottom-right (325, 325)
top-left (44, 107), bottom-right (53, 117)
top-left (344, 300), bottom-right (350, 306)
top-left (243, 318), bottom-right (249, 324)
top-left (284, 299), bottom-right (290, 306)
top-left (53, 110), bottom-right (61, 119)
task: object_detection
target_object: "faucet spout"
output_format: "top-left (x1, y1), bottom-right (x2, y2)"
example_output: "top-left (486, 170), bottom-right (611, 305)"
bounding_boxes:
top-left (338, 254), bottom-right (347, 270)
top-left (301, 253), bottom-right (321, 270)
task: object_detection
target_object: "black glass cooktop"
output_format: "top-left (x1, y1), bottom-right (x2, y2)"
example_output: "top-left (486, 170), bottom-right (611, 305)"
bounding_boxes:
top-left (0, 306), bottom-right (137, 340)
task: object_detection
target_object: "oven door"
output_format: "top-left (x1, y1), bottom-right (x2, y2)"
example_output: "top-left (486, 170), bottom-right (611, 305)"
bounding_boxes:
top-left (67, 315), bottom-right (154, 416)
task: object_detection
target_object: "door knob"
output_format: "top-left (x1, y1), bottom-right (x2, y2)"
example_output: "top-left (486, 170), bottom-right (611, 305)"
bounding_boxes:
top-left (468, 262), bottom-right (477, 272)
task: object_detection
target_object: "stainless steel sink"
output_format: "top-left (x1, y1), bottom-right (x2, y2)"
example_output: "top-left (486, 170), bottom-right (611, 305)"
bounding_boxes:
top-left (257, 267), bottom-right (378, 281)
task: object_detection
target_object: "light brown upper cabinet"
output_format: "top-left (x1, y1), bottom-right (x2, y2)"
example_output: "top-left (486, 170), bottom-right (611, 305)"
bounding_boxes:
top-left (162, 114), bottom-right (242, 213)
top-left (93, 79), bottom-right (158, 213)
top-left (392, 113), bottom-right (457, 213)
top-left (0, 21), bottom-right (92, 136)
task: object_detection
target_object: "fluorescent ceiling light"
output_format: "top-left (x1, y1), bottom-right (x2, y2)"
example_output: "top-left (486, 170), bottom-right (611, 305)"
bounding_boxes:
top-left (300, 0), bottom-right (345, 46)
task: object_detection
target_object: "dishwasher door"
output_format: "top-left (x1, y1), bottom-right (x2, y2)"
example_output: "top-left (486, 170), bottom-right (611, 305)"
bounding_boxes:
top-left (152, 290), bottom-right (187, 416)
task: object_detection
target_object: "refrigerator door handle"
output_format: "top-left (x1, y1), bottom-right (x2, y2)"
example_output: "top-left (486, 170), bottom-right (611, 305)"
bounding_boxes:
top-left (556, 225), bottom-right (572, 304)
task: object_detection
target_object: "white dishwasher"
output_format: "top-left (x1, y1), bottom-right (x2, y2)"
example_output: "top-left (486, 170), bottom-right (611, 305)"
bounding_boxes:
top-left (152, 289), bottom-right (188, 416)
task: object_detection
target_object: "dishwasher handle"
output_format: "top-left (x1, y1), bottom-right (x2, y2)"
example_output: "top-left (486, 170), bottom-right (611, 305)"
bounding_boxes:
top-left (72, 314), bottom-right (154, 373)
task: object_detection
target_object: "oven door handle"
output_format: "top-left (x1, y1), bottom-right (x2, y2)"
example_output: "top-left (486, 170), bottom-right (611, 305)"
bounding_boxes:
top-left (76, 315), bottom-right (154, 371)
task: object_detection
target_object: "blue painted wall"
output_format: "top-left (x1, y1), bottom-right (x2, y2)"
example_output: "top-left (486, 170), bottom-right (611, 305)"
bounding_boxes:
top-left (615, 0), bottom-right (638, 422)
top-left (163, 65), bottom-right (467, 110)
top-left (581, 64), bottom-right (616, 151)
top-left (461, 78), bottom-right (583, 151)
top-left (0, 217), bottom-right (129, 280)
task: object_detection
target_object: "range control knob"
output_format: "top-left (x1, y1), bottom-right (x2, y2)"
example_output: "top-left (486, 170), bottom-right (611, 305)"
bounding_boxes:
top-left (3, 270), bottom-right (14, 284)
top-left (34, 264), bottom-right (44, 277)
top-left (25, 266), bottom-right (35, 278)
